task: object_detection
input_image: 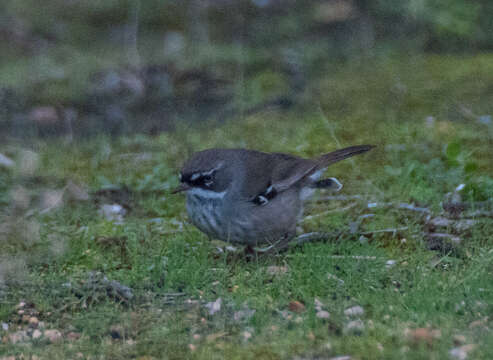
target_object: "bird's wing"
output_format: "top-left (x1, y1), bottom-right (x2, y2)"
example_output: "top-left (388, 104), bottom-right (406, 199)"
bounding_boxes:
top-left (239, 152), bottom-right (317, 203)
top-left (270, 154), bottom-right (318, 192)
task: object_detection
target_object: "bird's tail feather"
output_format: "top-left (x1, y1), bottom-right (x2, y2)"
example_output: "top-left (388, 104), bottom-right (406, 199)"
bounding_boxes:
top-left (316, 145), bottom-right (374, 167)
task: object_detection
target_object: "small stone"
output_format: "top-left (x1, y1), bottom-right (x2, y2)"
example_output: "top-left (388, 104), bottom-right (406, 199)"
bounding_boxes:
top-left (1, 323), bottom-right (8, 331)
top-left (67, 332), bottom-right (81, 341)
top-left (314, 298), bottom-right (324, 311)
top-left (192, 334), bottom-right (201, 340)
top-left (386, 260), bottom-right (396, 269)
top-left (38, 321), bottom-right (45, 329)
top-left (44, 329), bottom-right (62, 343)
top-left (99, 204), bottom-right (127, 223)
top-left (126, 339), bottom-right (136, 345)
top-left (0, 153), bottom-right (14, 168)
top-left (32, 329), bottom-right (42, 339)
top-left (469, 317), bottom-right (488, 329)
top-left (344, 306), bottom-right (364, 317)
top-left (110, 325), bottom-right (124, 339)
top-left (65, 181), bottom-right (90, 201)
top-left (28, 316), bottom-right (39, 327)
top-left (188, 343), bottom-right (196, 351)
top-left (204, 298), bottom-right (222, 315)
top-left (345, 319), bottom-right (364, 334)
top-left (242, 331), bottom-right (252, 341)
top-left (316, 310), bottom-right (330, 319)
top-left (76, 352), bottom-right (84, 358)
top-left (288, 301), bottom-right (306, 313)
top-left (449, 344), bottom-right (477, 360)
top-left (329, 356), bottom-right (351, 360)
top-left (266, 265), bottom-right (289, 276)
top-left (8, 330), bottom-right (29, 344)
top-left (29, 106), bottom-right (59, 125)
top-left (233, 308), bottom-right (256, 322)
top-left (16, 301), bottom-right (26, 309)
top-left (453, 334), bottom-right (467, 345)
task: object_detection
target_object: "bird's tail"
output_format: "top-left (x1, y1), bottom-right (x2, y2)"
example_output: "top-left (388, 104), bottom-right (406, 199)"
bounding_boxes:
top-left (316, 145), bottom-right (374, 167)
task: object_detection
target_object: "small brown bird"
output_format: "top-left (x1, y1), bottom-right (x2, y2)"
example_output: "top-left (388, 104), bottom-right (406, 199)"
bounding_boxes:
top-left (173, 145), bottom-right (373, 250)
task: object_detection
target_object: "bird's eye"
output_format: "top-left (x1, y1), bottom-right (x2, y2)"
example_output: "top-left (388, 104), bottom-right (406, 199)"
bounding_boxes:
top-left (202, 174), bottom-right (213, 186)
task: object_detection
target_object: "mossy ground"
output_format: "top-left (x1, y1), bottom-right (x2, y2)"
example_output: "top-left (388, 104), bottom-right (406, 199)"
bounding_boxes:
top-left (1, 54), bottom-right (493, 359)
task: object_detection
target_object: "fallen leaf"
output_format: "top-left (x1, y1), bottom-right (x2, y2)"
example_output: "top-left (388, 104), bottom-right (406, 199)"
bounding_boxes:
top-left (206, 331), bottom-right (227, 342)
top-left (288, 301), bottom-right (306, 313)
top-left (405, 327), bottom-right (441, 345)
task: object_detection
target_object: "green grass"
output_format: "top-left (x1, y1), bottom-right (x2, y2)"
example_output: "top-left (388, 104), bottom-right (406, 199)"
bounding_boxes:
top-left (1, 54), bottom-right (493, 359)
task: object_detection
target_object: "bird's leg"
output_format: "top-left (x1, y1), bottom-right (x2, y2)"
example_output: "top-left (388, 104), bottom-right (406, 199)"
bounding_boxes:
top-left (290, 232), bottom-right (334, 246)
top-left (251, 231), bottom-right (340, 256)
top-left (252, 234), bottom-right (294, 256)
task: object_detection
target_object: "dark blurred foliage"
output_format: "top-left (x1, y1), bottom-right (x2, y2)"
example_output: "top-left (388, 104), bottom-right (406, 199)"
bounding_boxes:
top-left (0, 0), bottom-right (491, 138)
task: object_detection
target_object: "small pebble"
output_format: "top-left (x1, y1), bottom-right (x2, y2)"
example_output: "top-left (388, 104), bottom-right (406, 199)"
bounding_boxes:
top-left (450, 344), bottom-right (476, 360)
top-left (8, 331), bottom-right (29, 344)
top-left (453, 334), bottom-right (467, 345)
top-left (316, 310), bottom-right (330, 319)
top-left (44, 329), bottom-right (62, 343)
top-left (67, 332), bottom-right (81, 341)
top-left (16, 302), bottom-right (26, 309)
top-left (344, 306), bottom-right (364, 317)
top-left (32, 329), bottom-right (43, 339)
top-left (345, 319), bottom-right (364, 334)
top-left (386, 260), bottom-right (396, 269)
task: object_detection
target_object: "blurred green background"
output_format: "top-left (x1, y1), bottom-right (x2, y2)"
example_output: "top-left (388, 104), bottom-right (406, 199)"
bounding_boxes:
top-left (1, 0), bottom-right (492, 138)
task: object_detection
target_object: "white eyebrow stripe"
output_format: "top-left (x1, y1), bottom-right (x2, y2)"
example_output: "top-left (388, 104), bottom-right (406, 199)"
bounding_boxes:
top-left (190, 162), bottom-right (225, 181)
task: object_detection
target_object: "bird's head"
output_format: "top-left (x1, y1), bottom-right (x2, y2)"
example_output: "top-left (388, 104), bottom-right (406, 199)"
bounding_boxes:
top-left (172, 149), bottom-right (233, 195)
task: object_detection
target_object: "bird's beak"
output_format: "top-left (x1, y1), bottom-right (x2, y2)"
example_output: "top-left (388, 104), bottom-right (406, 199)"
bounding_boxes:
top-left (171, 183), bottom-right (191, 194)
